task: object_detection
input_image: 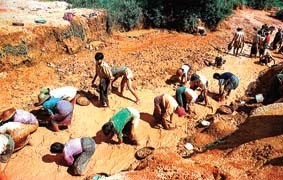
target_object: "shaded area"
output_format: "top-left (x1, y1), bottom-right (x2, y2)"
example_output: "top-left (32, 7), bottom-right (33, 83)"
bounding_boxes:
top-left (140, 112), bottom-right (159, 128)
top-left (207, 115), bottom-right (283, 150)
top-left (93, 130), bottom-right (108, 144)
top-left (110, 87), bottom-right (136, 103)
top-left (265, 157), bottom-right (283, 166)
top-left (77, 90), bottom-right (100, 107)
top-left (42, 154), bottom-right (67, 167)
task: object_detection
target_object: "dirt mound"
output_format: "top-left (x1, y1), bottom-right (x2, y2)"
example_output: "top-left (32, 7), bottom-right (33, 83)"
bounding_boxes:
top-left (130, 148), bottom-right (226, 180)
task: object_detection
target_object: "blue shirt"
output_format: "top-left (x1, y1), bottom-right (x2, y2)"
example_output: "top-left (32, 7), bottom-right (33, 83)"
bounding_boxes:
top-left (43, 98), bottom-right (61, 115)
top-left (219, 72), bottom-right (234, 86)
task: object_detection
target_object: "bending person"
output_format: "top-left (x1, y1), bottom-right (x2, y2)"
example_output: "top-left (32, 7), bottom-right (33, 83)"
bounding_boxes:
top-left (39, 86), bottom-right (77, 105)
top-left (175, 86), bottom-right (198, 115)
top-left (153, 94), bottom-right (186, 130)
top-left (176, 64), bottom-right (191, 85)
top-left (213, 72), bottom-right (239, 101)
top-left (36, 94), bottom-right (73, 131)
top-left (102, 107), bottom-right (140, 145)
top-left (111, 66), bottom-right (140, 104)
top-left (50, 137), bottom-right (95, 175)
top-left (0, 108), bottom-right (38, 150)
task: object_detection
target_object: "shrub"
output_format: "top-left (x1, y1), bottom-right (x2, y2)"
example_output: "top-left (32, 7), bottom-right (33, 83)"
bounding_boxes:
top-left (200, 0), bottom-right (234, 28)
top-left (95, 0), bottom-right (142, 31)
top-left (64, 0), bottom-right (95, 8)
top-left (2, 40), bottom-right (28, 56)
top-left (246, 0), bottom-right (283, 10)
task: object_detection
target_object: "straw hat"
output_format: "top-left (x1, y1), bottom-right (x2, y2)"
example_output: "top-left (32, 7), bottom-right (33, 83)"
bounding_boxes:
top-left (0, 108), bottom-right (16, 122)
top-left (35, 94), bottom-right (51, 106)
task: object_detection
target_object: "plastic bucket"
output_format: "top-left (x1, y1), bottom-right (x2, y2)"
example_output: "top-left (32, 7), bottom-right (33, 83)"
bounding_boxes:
top-left (255, 94), bottom-right (264, 103)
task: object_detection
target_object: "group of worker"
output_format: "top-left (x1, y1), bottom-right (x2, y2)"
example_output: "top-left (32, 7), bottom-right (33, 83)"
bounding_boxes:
top-left (0, 45), bottom-right (241, 176)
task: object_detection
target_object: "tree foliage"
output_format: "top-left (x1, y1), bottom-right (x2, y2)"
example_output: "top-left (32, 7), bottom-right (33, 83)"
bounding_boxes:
top-left (62, 0), bottom-right (283, 32)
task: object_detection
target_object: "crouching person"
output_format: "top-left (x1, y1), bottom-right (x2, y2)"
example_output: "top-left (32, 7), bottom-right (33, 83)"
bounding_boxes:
top-left (39, 86), bottom-right (77, 105)
top-left (175, 86), bottom-right (198, 115)
top-left (50, 137), bottom-right (95, 175)
top-left (153, 94), bottom-right (186, 130)
top-left (36, 94), bottom-right (74, 131)
top-left (0, 108), bottom-right (38, 150)
top-left (102, 107), bottom-right (140, 145)
top-left (213, 72), bottom-right (239, 101)
top-left (0, 133), bottom-right (14, 163)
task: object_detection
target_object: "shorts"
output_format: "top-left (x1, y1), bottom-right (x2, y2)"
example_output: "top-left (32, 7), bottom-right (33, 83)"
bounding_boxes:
top-left (225, 75), bottom-right (239, 91)
top-left (124, 68), bottom-right (134, 80)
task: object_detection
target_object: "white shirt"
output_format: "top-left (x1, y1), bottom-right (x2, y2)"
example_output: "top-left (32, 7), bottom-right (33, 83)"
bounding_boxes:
top-left (0, 134), bottom-right (9, 154)
top-left (181, 64), bottom-right (190, 75)
top-left (0, 122), bottom-right (22, 134)
top-left (199, 74), bottom-right (208, 85)
top-left (50, 86), bottom-right (77, 100)
top-left (185, 88), bottom-right (198, 103)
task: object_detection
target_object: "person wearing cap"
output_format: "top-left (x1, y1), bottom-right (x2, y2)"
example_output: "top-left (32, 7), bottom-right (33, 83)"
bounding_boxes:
top-left (0, 133), bottom-right (14, 163)
top-left (50, 137), bottom-right (95, 175)
top-left (189, 73), bottom-right (209, 106)
top-left (259, 50), bottom-right (275, 66)
top-left (231, 27), bottom-right (245, 56)
top-left (36, 94), bottom-right (74, 132)
top-left (92, 52), bottom-right (113, 107)
top-left (39, 86), bottom-right (77, 105)
top-left (153, 94), bottom-right (186, 130)
top-left (175, 86), bottom-right (198, 115)
top-left (213, 72), bottom-right (239, 101)
top-left (111, 66), bottom-right (140, 104)
top-left (176, 64), bottom-right (191, 85)
top-left (102, 107), bottom-right (140, 145)
top-left (0, 108), bottom-right (38, 150)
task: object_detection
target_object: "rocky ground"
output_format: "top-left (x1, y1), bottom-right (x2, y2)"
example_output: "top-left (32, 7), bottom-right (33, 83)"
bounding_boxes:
top-left (0, 1), bottom-right (283, 179)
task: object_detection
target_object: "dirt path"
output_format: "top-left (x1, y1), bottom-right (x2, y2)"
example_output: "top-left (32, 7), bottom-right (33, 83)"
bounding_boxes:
top-left (0, 2), bottom-right (283, 179)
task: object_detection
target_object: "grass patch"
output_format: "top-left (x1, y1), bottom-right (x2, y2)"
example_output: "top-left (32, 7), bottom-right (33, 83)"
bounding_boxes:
top-left (2, 40), bottom-right (28, 57)
top-left (63, 22), bottom-right (86, 40)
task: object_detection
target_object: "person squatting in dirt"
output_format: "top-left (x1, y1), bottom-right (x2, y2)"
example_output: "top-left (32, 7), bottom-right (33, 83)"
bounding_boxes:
top-left (102, 107), bottom-right (140, 145)
top-left (175, 86), bottom-right (198, 115)
top-left (204, 55), bottom-right (226, 68)
top-left (153, 94), bottom-right (186, 130)
top-left (111, 66), bottom-right (140, 104)
top-left (39, 86), bottom-right (77, 105)
top-left (92, 52), bottom-right (113, 107)
top-left (213, 72), bottom-right (239, 101)
top-left (50, 137), bottom-right (96, 176)
top-left (189, 73), bottom-right (210, 107)
top-left (230, 27), bottom-right (245, 56)
top-left (36, 94), bottom-right (74, 132)
top-left (0, 108), bottom-right (38, 152)
top-left (259, 50), bottom-right (275, 67)
top-left (176, 64), bottom-right (191, 85)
